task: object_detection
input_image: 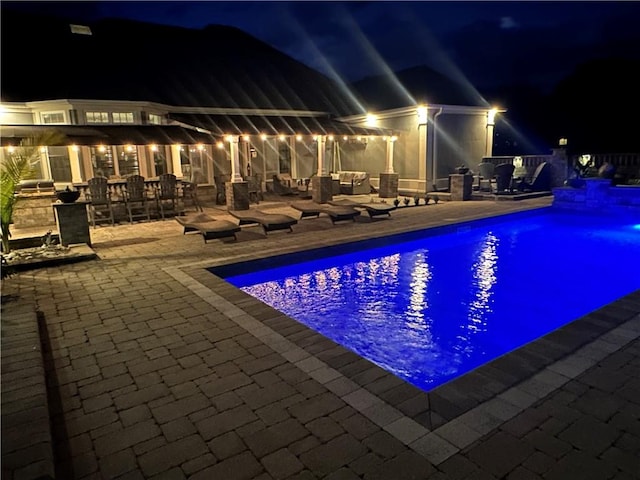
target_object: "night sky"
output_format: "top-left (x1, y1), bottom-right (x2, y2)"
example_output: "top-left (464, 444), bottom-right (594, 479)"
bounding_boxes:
top-left (5, 1), bottom-right (640, 92)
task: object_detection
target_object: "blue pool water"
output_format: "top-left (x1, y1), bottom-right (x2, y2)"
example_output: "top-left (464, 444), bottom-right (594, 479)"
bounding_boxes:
top-left (220, 210), bottom-right (640, 392)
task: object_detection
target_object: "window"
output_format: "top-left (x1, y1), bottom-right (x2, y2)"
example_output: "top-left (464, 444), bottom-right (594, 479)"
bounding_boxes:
top-left (148, 114), bottom-right (162, 125)
top-left (112, 112), bottom-right (134, 124)
top-left (86, 112), bottom-right (109, 124)
top-left (278, 142), bottom-right (291, 174)
top-left (150, 146), bottom-right (168, 176)
top-left (115, 145), bottom-right (139, 177)
top-left (70, 24), bottom-right (92, 35)
top-left (41, 112), bottom-right (65, 124)
top-left (90, 146), bottom-right (115, 178)
top-left (47, 146), bottom-right (73, 182)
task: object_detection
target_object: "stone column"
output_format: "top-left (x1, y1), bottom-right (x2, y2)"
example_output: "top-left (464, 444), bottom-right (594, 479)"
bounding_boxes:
top-left (449, 174), bottom-right (473, 201)
top-left (312, 135), bottom-right (332, 203)
top-left (53, 202), bottom-right (91, 246)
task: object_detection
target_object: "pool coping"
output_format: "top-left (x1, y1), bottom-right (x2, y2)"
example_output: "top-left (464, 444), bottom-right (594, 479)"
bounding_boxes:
top-left (166, 208), bottom-right (640, 465)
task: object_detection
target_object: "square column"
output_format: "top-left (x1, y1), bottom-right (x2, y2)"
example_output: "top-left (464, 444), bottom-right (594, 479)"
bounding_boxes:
top-left (378, 172), bottom-right (399, 198)
top-left (312, 175), bottom-right (333, 204)
top-left (226, 181), bottom-right (250, 211)
top-left (53, 202), bottom-right (91, 246)
top-left (449, 174), bottom-right (473, 201)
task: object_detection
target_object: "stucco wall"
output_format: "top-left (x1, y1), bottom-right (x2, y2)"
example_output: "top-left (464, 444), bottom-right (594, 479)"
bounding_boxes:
top-left (435, 113), bottom-right (486, 178)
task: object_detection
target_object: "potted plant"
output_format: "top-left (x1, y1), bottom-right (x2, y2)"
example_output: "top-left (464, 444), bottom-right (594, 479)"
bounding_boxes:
top-left (393, 198), bottom-right (400, 208)
top-left (403, 197), bottom-right (410, 206)
top-left (1, 130), bottom-right (66, 253)
top-left (413, 195), bottom-right (420, 206)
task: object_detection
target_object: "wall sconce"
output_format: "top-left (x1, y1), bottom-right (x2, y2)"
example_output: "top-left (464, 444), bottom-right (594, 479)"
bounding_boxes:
top-left (417, 105), bottom-right (428, 125)
top-left (366, 113), bottom-right (377, 127)
top-left (559, 138), bottom-right (568, 146)
top-left (487, 108), bottom-right (497, 126)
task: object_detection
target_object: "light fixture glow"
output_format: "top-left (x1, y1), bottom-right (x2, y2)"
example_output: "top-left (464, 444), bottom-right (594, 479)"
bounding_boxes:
top-left (365, 113), bottom-right (377, 127)
top-left (487, 108), bottom-right (497, 125)
top-left (296, 134), bottom-right (302, 141)
top-left (150, 144), bottom-right (158, 152)
top-left (417, 105), bottom-right (428, 124)
top-left (260, 134), bottom-right (267, 141)
top-left (216, 141), bottom-right (224, 149)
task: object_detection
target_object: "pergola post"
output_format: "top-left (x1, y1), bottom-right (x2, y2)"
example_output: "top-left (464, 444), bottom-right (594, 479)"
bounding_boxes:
top-left (379, 135), bottom-right (399, 198)
top-left (312, 135), bottom-right (333, 203)
top-left (226, 135), bottom-right (249, 210)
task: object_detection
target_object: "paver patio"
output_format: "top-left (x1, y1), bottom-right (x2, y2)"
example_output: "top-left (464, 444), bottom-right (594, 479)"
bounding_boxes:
top-left (2, 195), bottom-right (639, 480)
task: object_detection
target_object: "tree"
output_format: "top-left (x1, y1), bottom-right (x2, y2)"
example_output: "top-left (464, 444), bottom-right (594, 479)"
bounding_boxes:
top-left (1, 130), bottom-right (66, 253)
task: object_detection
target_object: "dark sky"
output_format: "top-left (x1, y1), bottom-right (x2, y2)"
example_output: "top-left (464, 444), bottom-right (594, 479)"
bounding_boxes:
top-left (5, 1), bottom-right (640, 91)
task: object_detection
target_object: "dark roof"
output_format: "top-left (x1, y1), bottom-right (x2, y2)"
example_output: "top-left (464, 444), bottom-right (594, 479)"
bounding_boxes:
top-left (350, 65), bottom-right (489, 109)
top-left (0, 125), bottom-right (215, 146)
top-left (0, 9), bottom-right (363, 116)
top-left (170, 114), bottom-right (393, 137)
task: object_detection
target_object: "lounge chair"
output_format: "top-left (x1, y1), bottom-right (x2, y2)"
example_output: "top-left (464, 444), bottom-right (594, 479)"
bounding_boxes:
top-left (476, 162), bottom-right (495, 192)
top-left (328, 199), bottom-right (397, 218)
top-left (291, 201), bottom-right (361, 223)
top-left (516, 161), bottom-right (552, 192)
top-left (229, 209), bottom-right (298, 234)
top-left (494, 163), bottom-right (516, 193)
top-left (272, 174), bottom-right (298, 196)
top-left (175, 213), bottom-right (241, 242)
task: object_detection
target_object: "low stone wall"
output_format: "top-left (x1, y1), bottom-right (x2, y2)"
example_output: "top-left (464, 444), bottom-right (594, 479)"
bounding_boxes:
top-left (553, 178), bottom-right (640, 214)
top-left (13, 194), bottom-right (57, 229)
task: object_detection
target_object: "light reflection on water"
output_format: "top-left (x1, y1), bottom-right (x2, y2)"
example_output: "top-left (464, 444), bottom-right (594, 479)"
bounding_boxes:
top-left (224, 212), bottom-right (640, 391)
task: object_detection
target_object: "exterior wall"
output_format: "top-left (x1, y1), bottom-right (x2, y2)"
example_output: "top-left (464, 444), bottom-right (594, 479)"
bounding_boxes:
top-left (435, 113), bottom-right (486, 178)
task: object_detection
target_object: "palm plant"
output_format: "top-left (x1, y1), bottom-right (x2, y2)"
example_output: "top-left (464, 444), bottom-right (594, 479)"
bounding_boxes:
top-left (1, 130), bottom-right (66, 253)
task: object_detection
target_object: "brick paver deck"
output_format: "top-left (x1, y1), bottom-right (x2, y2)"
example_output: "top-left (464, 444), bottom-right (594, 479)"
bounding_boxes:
top-left (2, 195), bottom-right (639, 479)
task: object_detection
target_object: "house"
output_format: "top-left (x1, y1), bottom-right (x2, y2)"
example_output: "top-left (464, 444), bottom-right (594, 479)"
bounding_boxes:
top-left (1, 8), bottom-right (500, 206)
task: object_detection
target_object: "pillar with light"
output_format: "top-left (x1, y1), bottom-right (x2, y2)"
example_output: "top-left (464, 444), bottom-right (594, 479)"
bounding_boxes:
top-left (312, 135), bottom-right (333, 203)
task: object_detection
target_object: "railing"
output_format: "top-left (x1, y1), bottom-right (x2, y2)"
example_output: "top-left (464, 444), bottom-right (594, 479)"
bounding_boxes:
top-left (483, 151), bottom-right (640, 185)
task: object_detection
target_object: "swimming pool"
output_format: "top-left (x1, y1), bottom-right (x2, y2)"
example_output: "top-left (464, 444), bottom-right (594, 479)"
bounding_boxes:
top-left (217, 210), bottom-right (640, 392)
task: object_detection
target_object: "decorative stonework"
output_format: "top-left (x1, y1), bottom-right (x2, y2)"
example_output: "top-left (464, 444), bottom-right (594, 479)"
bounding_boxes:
top-left (449, 174), bottom-right (473, 201)
top-left (13, 193), bottom-right (57, 228)
top-left (312, 175), bottom-right (333, 204)
top-left (226, 181), bottom-right (250, 211)
top-left (379, 172), bottom-right (399, 198)
top-left (553, 178), bottom-right (640, 213)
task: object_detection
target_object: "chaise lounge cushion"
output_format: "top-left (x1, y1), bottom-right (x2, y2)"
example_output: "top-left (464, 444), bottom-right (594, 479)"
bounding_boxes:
top-left (229, 209), bottom-right (298, 234)
top-left (291, 201), bottom-right (361, 223)
top-left (175, 213), bottom-right (241, 242)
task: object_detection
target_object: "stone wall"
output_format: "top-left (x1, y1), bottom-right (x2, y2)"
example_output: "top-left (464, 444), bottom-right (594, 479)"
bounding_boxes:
top-left (553, 178), bottom-right (640, 214)
top-left (13, 194), bottom-right (57, 228)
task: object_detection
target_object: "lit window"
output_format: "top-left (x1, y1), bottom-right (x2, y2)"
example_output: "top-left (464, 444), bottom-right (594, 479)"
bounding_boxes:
top-left (148, 114), bottom-right (162, 125)
top-left (41, 112), bottom-right (65, 124)
top-left (112, 112), bottom-right (134, 124)
top-left (86, 112), bottom-right (109, 124)
top-left (70, 24), bottom-right (92, 35)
